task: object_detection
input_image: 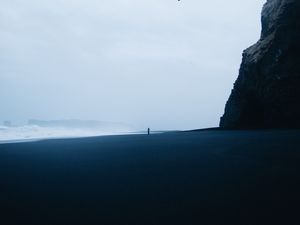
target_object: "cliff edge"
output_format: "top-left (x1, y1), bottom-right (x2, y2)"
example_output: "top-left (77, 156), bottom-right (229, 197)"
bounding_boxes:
top-left (220, 0), bottom-right (300, 129)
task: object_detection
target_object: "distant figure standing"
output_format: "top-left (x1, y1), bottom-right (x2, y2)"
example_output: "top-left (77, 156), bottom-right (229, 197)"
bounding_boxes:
top-left (147, 128), bottom-right (150, 135)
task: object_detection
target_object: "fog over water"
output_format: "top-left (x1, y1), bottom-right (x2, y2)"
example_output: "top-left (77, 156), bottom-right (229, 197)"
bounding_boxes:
top-left (0, 120), bottom-right (136, 142)
top-left (0, 125), bottom-right (110, 143)
top-left (0, 125), bottom-right (136, 143)
top-left (1, 0), bottom-right (265, 133)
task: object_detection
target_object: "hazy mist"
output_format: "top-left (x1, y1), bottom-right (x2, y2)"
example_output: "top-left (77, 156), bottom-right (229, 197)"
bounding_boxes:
top-left (0, 0), bottom-right (265, 130)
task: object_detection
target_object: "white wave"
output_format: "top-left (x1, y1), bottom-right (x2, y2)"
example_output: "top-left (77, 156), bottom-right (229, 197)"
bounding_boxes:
top-left (0, 125), bottom-right (134, 143)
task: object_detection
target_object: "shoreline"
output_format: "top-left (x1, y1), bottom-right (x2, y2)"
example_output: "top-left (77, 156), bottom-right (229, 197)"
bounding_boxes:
top-left (0, 130), bottom-right (176, 145)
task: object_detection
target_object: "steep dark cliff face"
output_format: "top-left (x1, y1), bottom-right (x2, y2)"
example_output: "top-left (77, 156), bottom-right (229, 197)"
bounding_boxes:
top-left (220, 0), bottom-right (300, 129)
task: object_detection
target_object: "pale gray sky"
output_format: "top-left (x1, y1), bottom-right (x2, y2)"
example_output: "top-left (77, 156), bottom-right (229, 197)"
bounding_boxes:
top-left (0, 0), bottom-right (265, 130)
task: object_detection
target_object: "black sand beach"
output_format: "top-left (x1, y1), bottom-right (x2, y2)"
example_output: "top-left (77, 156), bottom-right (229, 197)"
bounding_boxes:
top-left (1, 130), bottom-right (300, 225)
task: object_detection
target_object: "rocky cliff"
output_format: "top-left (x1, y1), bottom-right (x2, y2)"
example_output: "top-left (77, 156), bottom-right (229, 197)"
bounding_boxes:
top-left (220, 0), bottom-right (300, 129)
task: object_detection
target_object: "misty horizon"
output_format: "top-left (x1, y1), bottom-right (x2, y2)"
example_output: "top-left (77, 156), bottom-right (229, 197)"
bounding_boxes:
top-left (1, 0), bottom-right (265, 131)
top-left (0, 119), bottom-right (138, 142)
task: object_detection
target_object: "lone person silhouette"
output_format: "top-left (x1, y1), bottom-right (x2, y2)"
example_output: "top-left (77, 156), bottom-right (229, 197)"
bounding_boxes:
top-left (147, 128), bottom-right (150, 135)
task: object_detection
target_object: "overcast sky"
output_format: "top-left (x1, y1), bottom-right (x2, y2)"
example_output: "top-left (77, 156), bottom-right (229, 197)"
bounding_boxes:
top-left (0, 0), bottom-right (265, 130)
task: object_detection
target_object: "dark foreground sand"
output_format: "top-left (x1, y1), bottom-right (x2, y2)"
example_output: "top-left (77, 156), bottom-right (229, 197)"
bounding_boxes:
top-left (1, 130), bottom-right (300, 225)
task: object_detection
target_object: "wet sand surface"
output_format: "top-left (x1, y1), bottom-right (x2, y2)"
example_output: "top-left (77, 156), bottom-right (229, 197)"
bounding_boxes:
top-left (1, 130), bottom-right (300, 225)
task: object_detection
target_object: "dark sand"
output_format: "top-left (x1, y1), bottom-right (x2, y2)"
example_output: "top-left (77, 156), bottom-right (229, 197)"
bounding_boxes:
top-left (1, 130), bottom-right (300, 225)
